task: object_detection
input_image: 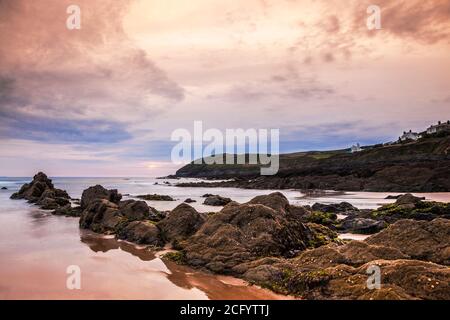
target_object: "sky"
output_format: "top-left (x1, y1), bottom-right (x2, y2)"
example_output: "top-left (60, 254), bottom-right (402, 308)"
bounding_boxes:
top-left (0, 0), bottom-right (449, 177)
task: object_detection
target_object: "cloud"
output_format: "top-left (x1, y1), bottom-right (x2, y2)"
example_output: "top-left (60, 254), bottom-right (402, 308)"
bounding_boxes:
top-left (0, 0), bottom-right (184, 130)
top-left (352, 0), bottom-right (450, 44)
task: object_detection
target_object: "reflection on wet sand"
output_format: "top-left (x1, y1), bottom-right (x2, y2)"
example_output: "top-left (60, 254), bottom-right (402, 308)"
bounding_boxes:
top-left (79, 230), bottom-right (290, 300)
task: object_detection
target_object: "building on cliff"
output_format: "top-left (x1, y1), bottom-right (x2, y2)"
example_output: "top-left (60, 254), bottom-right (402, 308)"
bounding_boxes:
top-left (350, 143), bottom-right (362, 153)
top-left (426, 120), bottom-right (450, 134)
top-left (400, 130), bottom-right (420, 142)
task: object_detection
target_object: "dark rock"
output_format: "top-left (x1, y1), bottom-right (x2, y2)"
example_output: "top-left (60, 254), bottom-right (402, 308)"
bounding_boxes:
top-left (366, 218), bottom-right (450, 265)
top-left (371, 201), bottom-right (450, 223)
top-left (183, 193), bottom-right (331, 274)
top-left (311, 202), bottom-right (359, 213)
top-left (202, 193), bottom-right (214, 198)
top-left (117, 221), bottom-right (163, 246)
top-left (1, 187), bottom-right (7, 190)
top-left (79, 199), bottom-right (124, 233)
top-left (385, 195), bottom-right (402, 199)
top-left (203, 195), bottom-right (232, 206)
top-left (157, 203), bottom-right (206, 245)
top-left (53, 205), bottom-right (83, 217)
top-left (395, 193), bottom-right (426, 205)
top-left (184, 198), bottom-right (196, 203)
top-left (118, 200), bottom-right (150, 221)
top-left (136, 194), bottom-right (175, 201)
top-left (80, 185), bottom-right (122, 209)
top-left (339, 217), bottom-right (386, 234)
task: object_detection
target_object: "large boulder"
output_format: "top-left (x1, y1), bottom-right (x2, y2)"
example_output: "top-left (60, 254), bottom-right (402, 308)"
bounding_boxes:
top-left (117, 221), bottom-right (163, 246)
top-left (366, 218), bottom-right (450, 265)
top-left (118, 200), bottom-right (150, 221)
top-left (79, 199), bottom-right (124, 233)
top-left (203, 195), bottom-right (232, 206)
top-left (157, 203), bottom-right (206, 245)
top-left (183, 193), bottom-right (327, 274)
top-left (80, 185), bottom-right (122, 209)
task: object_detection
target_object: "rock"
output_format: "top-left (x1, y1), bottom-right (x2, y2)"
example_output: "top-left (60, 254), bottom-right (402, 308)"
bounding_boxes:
top-left (183, 193), bottom-right (325, 274)
top-left (79, 199), bottom-right (124, 233)
top-left (118, 200), bottom-right (150, 221)
top-left (371, 201), bottom-right (450, 223)
top-left (311, 202), bottom-right (359, 213)
top-left (203, 195), bottom-right (232, 206)
top-left (1, 187), bottom-right (7, 190)
top-left (80, 185), bottom-right (122, 209)
top-left (339, 217), bottom-right (387, 234)
top-left (10, 172), bottom-right (71, 212)
top-left (395, 193), bottom-right (425, 205)
top-left (366, 218), bottom-right (450, 265)
top-left (184, 198), bottom-right (196, 203)
top-left (202, 193), bottom-right (214, 198)
top-left (117, 221), bottom-right (163, 246)
top-left (53, 204), bottom-right (83, 217)
top-left (136, 194), bottom-right (175, 201)
top-left (385, 195), bottom-right (402, 199)
top-left (10, 172), bottom-right (55, 201)
top-left (157, 203), bottom-right (206, 245)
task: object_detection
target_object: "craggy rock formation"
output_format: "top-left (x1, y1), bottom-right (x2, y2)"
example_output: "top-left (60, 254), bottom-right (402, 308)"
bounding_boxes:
top-left (10, 172), bottom-right (72, 211)
top-left (203, 195), bottom-right (232, 206)
top-left (80, 185), bottom-right (122, 209)
top-left (234, 218), bottom-right (450, 300)
top-left (79, 199), bottom-right (124, 234)
top-left (118, 200), bottom-right (151, 221)
top-left (117, 221), bottom-right (163, 246)
top-left (371, 197), bottom-right (450, 223)
top-left (157, 203), bottom-right (206, 245)
top-left (182, 192), bottom-right (338, 274)
top-left (366, 219), bottom-right (450, 266)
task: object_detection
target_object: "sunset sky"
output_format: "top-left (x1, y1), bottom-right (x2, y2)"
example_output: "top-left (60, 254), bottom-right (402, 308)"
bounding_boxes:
top-left (0, 0), bottom-right (449, 176)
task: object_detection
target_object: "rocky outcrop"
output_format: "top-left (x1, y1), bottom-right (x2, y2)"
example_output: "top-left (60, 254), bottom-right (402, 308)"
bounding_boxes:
top-left (117, 221), bottom-right (163, 246)
top-left (366, 219), bottom-right (450, 266)
top-left (10, 172), bottom-right (71, 212)
top-left (79, 199), bottom-right (124, 234)
top-left (371, 199), bottom-right (450, 223)
top-left (157, 203), bottom-right (206, 246)
top-left (118, 200), bottom-right (151, 221)
top-left (1, 187), bottom-right (7, 190)
top-left (184, 198), bottom-right (196, 203)
top-left (182, 192), bottom-right (338, 274)
top-left (237, 218), bottom-right (450, 299)
top-left (80, 185), bottom-right (122, 209)
top-left (136, 194), bottom-right (175, 201)
top-left (203, 195), bottom-right (232, 206)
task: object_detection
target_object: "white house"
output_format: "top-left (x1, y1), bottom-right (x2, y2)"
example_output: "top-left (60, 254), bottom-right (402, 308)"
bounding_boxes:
top-left (350, 143), bottom-right (362, 153)
top-left (400, 130), bottom-right (420, 141)
top-left (426, 121), bottom-right (450, 134)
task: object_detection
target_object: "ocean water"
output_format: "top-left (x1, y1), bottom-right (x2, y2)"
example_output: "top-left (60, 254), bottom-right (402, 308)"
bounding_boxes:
top-left (0, 177), bottom-right (449, 299)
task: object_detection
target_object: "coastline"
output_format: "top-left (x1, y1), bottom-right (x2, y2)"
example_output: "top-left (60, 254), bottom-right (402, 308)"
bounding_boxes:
top-left (3, 173), bottom-right (449, 300)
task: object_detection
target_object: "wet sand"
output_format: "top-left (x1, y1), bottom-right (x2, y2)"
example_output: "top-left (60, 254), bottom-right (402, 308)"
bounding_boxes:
top-left (0, 200), bottom-right (288, 300)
